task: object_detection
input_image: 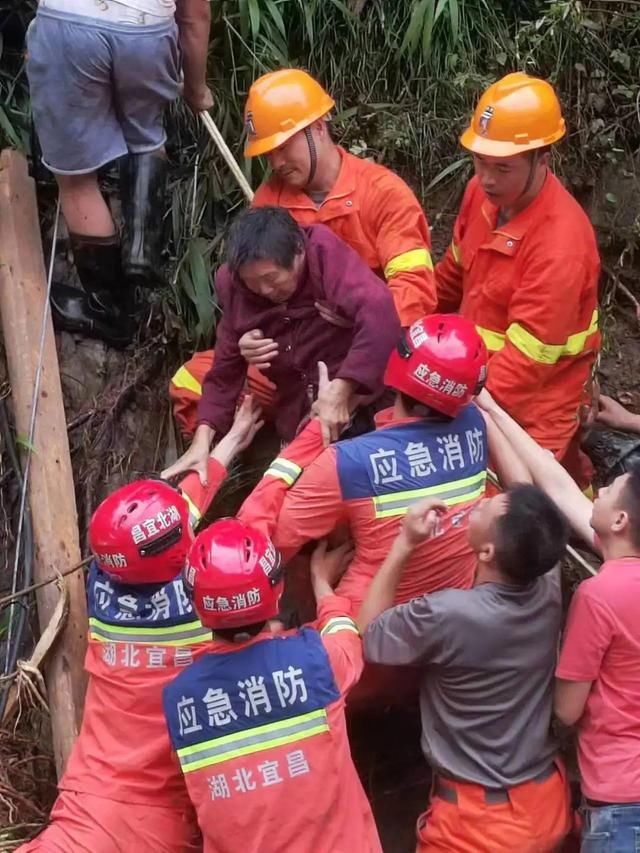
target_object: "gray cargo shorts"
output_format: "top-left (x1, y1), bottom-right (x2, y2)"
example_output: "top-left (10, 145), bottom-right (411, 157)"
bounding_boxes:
top-left (26, 8), bottom-right (181, 174)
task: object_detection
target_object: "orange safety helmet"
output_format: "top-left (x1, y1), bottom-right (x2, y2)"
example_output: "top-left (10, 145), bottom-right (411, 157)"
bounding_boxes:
top-left (460, 72), bottom-right (565, 158)
top-left (244, 69), bottom-right (335, 158)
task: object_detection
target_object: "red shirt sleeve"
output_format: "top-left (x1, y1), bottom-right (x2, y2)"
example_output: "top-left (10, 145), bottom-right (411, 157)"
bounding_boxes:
top-left (196, 267), bottom-right (248, 435)
top-left (316, 594), bottom-right (363, 697)
top-left (556, 580), bottom-right (614, 682)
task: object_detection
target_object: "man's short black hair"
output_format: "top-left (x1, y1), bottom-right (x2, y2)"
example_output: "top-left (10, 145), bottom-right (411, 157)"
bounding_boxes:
top-left (213, 621), bottom-right (267, 643)
top-left (398, 392), bottom-right (452, 422)
top-left (619, 464), bottom-right (640, 549)
top-left (226, 206), bottom-right (304, 274)
top-left (494, 484), bottom-right (568, 584)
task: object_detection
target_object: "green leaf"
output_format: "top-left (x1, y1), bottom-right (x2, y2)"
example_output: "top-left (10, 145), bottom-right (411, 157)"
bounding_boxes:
top-left (610, 49), bottom-right (631, 72)
top-left (401, 0), bottom-right (429, 55)
top-left (605, 193), bottom-right (618, 206)
top-left (302, 0), bottom-right (314, 44)
top-left (247, 0), bottom-right (261, 40)
top-left (257, 33), bottom-right (288, 66)
top-left (425, 156), bottom-right (469, 192)
top-left (238, 0), bottom-right (249, 39)
top-left (333, 106), bottom-right (360, 122)
top-left (0, 104), bottom-right (21, 149)
top-left (178, 238), bottom-right (215, 343)
top-left (421, 0), bottom-right (437, 64)
top-left (16, 434), bottom-right (36, 454)
top-left (264, 0), bottom-right (287, 43)
top-left (448, 0), bottom-right (459, 44)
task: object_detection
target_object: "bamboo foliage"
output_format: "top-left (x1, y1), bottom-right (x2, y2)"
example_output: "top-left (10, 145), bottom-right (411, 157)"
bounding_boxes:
top-left (2, 1), bottom-right (640, 344)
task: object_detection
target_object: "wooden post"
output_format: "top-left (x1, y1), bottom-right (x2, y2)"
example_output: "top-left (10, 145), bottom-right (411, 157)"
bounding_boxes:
top-left (0, 150), bottom-right (87, 776)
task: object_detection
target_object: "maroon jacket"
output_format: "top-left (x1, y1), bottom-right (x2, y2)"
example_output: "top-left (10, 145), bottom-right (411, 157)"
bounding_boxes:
top-left (197, 224), bottom-right (401, 440)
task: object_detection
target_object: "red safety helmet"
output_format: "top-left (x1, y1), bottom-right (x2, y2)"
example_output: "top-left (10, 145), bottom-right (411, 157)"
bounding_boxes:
top-left (89, 479), bottom-right (191, 585)
top-left (384, 314), bottom-right (487, 418)
top-left (183, 519), bottom-right (282, 630)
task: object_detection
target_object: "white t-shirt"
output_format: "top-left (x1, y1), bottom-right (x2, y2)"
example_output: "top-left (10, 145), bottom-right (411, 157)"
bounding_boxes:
top-left (40, 0), bottom-right (176, 23)
top-left (110, 0), bottom-right (176, 18)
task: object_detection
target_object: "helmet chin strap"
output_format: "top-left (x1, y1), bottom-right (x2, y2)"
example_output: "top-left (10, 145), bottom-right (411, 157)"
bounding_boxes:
top-left (499, 149), bottom-right (542, 223)
top-left (304, 126), bottom-right (318, 186)
top-left (518, 148), bottom-right (541, 201)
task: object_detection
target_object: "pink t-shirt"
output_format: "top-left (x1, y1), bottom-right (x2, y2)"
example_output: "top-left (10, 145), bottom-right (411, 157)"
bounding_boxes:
top-left (556, 558), bottom-right (640, 802)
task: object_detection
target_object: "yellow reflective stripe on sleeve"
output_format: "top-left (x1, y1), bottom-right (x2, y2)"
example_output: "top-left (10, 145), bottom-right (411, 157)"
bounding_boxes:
top-left (89, 617), bottom-right (212, 646)
top-left (451, 241), bottom-right (462, 266)
top-left (320, 616), bottom-right (359, 637)
top-left (373, 471), bottom-right (486, 519)
top-left (476, 325), bottom-right (506, 353)
top-left (182, 492), bottom-right (202, 526)
top-left (171, 365), bottom-right (202, 396)
top-left (506, 309), bottom-right (599, 366)
top-left (384, 248), bottom-right (434, 279)
top-left (263, 457), bottom-right (302, 487)
top-left (177, 709), bottom-right (329, 773)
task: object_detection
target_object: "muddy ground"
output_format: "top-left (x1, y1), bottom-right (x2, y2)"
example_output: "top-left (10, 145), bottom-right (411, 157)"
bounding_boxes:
top-left (1, 175), bottom-right (639, 849)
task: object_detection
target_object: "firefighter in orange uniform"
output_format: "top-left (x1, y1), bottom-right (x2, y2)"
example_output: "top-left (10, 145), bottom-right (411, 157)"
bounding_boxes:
top-left (16, 400), bottom-right (265, 853)
top-left (238, 315), bottom-right (489, 704)
top-left (436, 72), bottom-right (600, 488)
top-left (163, 519), bottom-right (382, 853)
top-left (170, 68), bottom-right (436, 436)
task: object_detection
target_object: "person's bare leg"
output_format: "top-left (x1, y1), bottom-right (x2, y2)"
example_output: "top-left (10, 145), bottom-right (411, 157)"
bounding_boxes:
top-left (56, 172), bottom-right (116, 237)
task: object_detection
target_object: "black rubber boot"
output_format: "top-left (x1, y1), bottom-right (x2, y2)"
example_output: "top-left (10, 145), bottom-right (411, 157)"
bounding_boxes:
top-left (50, 234), bottom-right (134, 349)
top-left (120, 152), bottom-right (168, 288)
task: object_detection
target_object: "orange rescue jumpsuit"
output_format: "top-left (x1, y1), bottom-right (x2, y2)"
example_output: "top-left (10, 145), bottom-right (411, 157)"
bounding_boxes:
top-left (163, 595), bottom-right (382, 853)
top-left (436, 172), bottom-right (600, 485)
top-left (15, 464), bottom-right (230, 853)
top-left (243, 407), bottom-right (488, 704)
top-left (170, 147), bottom-right (435, 435)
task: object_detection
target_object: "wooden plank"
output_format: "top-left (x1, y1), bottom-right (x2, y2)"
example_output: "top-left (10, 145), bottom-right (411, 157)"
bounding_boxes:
top-left (0, 149), bottom-right (87, 776)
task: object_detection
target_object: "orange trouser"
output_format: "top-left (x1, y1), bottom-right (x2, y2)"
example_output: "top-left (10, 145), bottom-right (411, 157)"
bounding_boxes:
top-left (16, 790), bottom-right (201, 853)
top-left (169, 350), bottom-right (276, 438)
top-left (416, 762), bottom-right (571, 853)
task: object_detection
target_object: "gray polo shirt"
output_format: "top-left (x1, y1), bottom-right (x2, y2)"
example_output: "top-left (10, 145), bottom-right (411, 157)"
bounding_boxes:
top-left (363, 570), bottom-right (561, 788)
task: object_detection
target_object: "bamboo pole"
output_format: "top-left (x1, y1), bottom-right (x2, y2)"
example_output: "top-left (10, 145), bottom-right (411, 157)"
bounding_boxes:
top-left (0, 150), bottom-right (87, 775)
top-left (200, 111), bottom-right (254, 202)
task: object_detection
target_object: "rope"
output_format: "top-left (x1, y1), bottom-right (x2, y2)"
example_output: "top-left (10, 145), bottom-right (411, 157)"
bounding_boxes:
top-left (3, 197), bottom-right (61, 675)
top-left (0, 558), bottom-right (91, 611)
